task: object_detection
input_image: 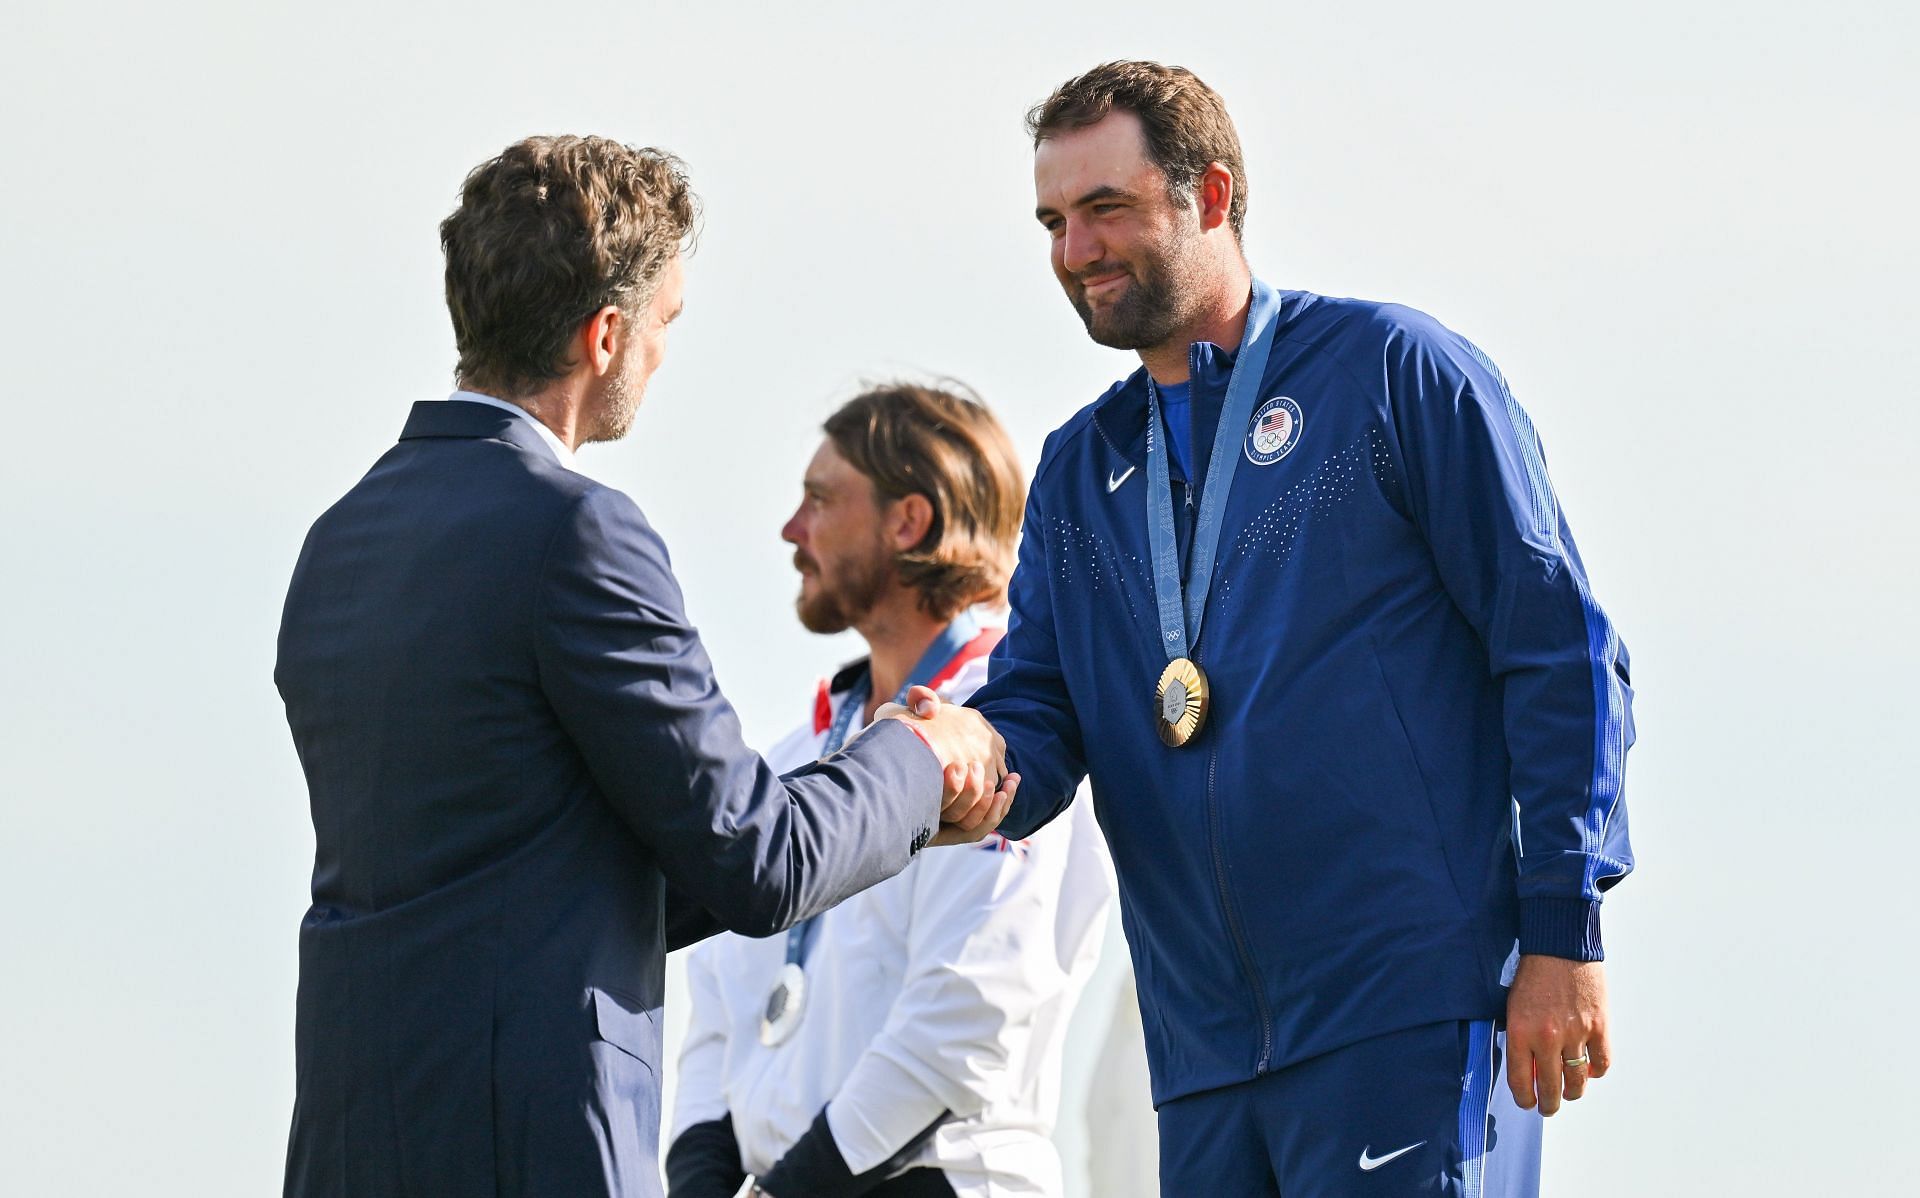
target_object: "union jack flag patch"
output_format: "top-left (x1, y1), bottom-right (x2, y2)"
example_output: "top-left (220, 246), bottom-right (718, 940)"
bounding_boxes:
top-left (978, 833), bottom-right (1031, 858)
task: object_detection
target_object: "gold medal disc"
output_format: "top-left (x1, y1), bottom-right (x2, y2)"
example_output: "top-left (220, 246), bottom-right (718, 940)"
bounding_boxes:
top-left (1155, 658), bottom-right (1210, 747)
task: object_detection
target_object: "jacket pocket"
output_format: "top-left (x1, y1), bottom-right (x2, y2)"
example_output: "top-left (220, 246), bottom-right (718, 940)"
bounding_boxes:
top-left (1365, 636), bottom-right (1473, 924)
top-left (590, 987), bottom-right (659, 1072)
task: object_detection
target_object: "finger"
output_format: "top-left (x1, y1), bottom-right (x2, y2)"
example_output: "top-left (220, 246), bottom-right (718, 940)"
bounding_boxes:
top-left (992, 772), bottom-right (1021, 806)
top-left (954, 792), bottom-right (992, 834)
top-left (954, 778), bottom-right (1015, 845)
top-left (940, 762), bottom-right (966, 811)
top-left (975, 779), bottom-right (1012, 831)
top-left (943, 760), bottom-right (989, 819)
top-left (943, 763), bottom-right (990, 828)
top-left (1535, 1045), bottom-right (1565, 1116)
top-left (965, 760), bottom-right (988, 814)
top-left (1505, 1030), bottom-right (1537, 1111)
top-left (1561, 1045), bottom-right (1589, 1102)
top-left (978, 777), bottom-right (1018, 836)
top-left (1587, 1023), bottom-right (1612, 1079)
top-left (904, 684), bottom-right (940, 718)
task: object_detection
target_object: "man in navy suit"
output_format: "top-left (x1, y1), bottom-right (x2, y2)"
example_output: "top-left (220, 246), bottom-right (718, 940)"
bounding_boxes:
top-left (274, 135), bottom-right (1013, 1198)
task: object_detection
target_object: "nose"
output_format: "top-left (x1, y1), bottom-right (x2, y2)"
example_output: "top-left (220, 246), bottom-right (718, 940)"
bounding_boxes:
top-left (780, 502), bottom-right (805, 547)
top-left (1061, 216), bottom-right (1104, 275)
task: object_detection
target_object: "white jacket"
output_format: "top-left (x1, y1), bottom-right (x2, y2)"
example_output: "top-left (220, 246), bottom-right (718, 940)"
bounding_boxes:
top-left (673, 639), bottom-right (1113, 1196)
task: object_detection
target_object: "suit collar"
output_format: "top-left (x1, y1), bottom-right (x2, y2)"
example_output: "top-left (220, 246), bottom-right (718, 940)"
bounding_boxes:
top-left (398, 398), bottom-right (568, 467)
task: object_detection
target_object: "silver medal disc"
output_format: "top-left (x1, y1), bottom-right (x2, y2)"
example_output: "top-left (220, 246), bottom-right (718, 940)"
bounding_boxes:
top-left (758, 961), bottom-right (808, 1046)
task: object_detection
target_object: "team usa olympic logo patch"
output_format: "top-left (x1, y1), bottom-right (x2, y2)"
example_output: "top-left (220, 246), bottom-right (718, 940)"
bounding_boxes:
top-left (1245, 396), bottom-right (1303, 465)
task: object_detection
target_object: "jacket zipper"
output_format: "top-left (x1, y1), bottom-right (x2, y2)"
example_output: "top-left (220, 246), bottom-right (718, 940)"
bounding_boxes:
top-left (1201, 676), bottom-right (1276, 1074)
top-left (1121, 358), bottom-right (1277, 1073)
top-left (1186, 333), bottom-right (1276, 1073)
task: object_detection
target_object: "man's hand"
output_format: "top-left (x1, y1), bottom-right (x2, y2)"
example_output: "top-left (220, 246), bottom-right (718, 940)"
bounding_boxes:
top-left (1504, 954), bottom-right (1611, 1116)
top-left (926, 773), bottom-right (1019, 846)
top-left (875, 685), bottom-right (1014, 845)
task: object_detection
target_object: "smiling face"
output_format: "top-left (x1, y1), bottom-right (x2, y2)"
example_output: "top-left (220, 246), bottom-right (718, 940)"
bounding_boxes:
top-left (781, 439), bottom-right (898, 635)
top-left (1035, 111), bottom-right (1211, 351)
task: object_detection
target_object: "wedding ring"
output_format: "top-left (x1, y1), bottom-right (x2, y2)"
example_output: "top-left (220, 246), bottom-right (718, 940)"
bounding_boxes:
top-left (1563, 1053), bottom-right (1590, 1069)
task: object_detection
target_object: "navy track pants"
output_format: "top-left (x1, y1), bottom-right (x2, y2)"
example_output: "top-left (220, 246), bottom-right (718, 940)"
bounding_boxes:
top-left (1157, 1020), bottom-right (1542, 1196)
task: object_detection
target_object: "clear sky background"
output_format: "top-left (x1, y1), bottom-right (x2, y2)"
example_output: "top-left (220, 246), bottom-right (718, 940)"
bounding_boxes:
top-left (3, 2), bottom-right (1915, 1194)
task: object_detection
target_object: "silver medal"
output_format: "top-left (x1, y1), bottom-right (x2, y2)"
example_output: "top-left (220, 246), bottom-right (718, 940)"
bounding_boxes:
top-left (758, 961), bottom-right (808, 1046)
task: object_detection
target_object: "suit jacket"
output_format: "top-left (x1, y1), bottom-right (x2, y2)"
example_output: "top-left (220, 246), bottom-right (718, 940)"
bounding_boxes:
top-left (274, 400), bottom-right (941, 1197)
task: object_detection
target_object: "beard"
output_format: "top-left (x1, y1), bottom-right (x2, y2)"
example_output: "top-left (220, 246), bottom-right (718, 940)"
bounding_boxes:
top-left (582, 365), bottom-right (642, 445)
top-left (1068, 224), bottom-right (1205, 351)
top-left (794, 541), bottom-right (894, 635)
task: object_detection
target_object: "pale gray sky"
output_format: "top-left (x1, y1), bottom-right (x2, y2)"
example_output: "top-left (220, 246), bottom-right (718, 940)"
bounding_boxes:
top-left (3, 2), bottom-right (1916, 1194)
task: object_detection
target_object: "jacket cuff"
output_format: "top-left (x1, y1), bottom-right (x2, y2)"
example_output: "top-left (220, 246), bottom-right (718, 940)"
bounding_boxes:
top-left (844, 719), bottom-right (943, 846)
top-left (1519, 897), bottom-right (1604, 961)
top-left (759, 1109), bottom-right (857, 1196)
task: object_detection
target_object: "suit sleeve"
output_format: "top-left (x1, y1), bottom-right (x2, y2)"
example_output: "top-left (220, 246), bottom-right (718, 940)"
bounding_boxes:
top-left (967, 468), bottom-right (1089, 839)
top-left (665, 884), bottom-right (729, 952)
top-left (1387, 323), bottom-right (1635, 960)
top-left (534, 486), bottom-right (943, 937)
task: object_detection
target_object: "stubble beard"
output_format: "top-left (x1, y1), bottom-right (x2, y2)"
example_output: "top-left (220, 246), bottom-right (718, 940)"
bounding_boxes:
top-left (1070, 222), bottom-right (1207, 352)
top-left (584, 367), bottom-right (642, 445)
top-left (795, 540), bottom-right (894, 635)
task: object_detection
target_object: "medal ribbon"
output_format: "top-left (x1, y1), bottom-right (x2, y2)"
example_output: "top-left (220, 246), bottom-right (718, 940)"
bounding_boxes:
top-left (1144, 279), bottom-right (1281, 665)
top-left (786, 608), bottom-right (989, 967)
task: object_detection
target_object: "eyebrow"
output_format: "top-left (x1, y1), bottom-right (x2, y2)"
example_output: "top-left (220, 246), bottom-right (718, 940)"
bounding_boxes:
top-left (1036, 184), bottom-right (1139, 222)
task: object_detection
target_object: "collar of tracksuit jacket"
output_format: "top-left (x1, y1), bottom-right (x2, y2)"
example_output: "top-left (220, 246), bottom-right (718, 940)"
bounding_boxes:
top-left (1092, 338), bottom-right (1241, 584)
top-left (1092, 339), bottom-right (1241, 491)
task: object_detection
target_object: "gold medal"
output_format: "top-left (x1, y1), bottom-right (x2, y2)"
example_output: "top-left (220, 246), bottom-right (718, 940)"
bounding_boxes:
top-left (1155, 657), bottom-right (1210, 747)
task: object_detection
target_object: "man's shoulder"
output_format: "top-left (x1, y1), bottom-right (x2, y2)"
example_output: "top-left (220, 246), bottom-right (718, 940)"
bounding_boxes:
top-left (326, 431), bottom-right (610, 519)
top-left (453, 453), bottom-right (665, 571)
top-left (305, 440), bottom-right (672, 615)
top-left (1277, 290), bottom-right (1491, 381)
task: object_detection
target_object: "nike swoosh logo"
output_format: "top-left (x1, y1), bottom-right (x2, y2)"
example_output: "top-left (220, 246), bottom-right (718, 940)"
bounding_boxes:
top-left (1357, 1142), bottom-right (1425, 1172)
top-left (1107, 466), bottom-right (1136, 492)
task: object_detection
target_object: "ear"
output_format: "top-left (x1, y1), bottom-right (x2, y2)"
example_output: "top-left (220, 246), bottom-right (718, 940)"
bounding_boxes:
top-left (1196, 162), bottom-right (1235, 234)
top-left (580, 305), bottom-right (626, 378)
top-left (889, 493), bottom-right (935, 552)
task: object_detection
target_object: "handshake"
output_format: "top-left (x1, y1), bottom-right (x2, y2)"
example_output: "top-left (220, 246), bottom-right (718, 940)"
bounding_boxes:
top-left (874, 685), bottom-right (1017, 847)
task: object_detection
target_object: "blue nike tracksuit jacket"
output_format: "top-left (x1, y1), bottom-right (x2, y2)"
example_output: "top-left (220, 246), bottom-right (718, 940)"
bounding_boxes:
top-left (970, 287), bottom-right (1635, 1107)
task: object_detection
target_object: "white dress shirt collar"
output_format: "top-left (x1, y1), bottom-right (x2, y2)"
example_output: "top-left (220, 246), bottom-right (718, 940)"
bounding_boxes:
top-left (447, 390), bottom-right (576, 470)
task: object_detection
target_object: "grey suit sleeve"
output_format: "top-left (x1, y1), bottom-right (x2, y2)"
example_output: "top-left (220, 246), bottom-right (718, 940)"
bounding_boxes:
top-left (534, 486), bottom-right (942, 937)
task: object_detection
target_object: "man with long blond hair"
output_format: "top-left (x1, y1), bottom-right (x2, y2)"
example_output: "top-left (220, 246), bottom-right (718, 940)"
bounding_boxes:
top-left (668, 383), bottom-right (1113, 1198)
